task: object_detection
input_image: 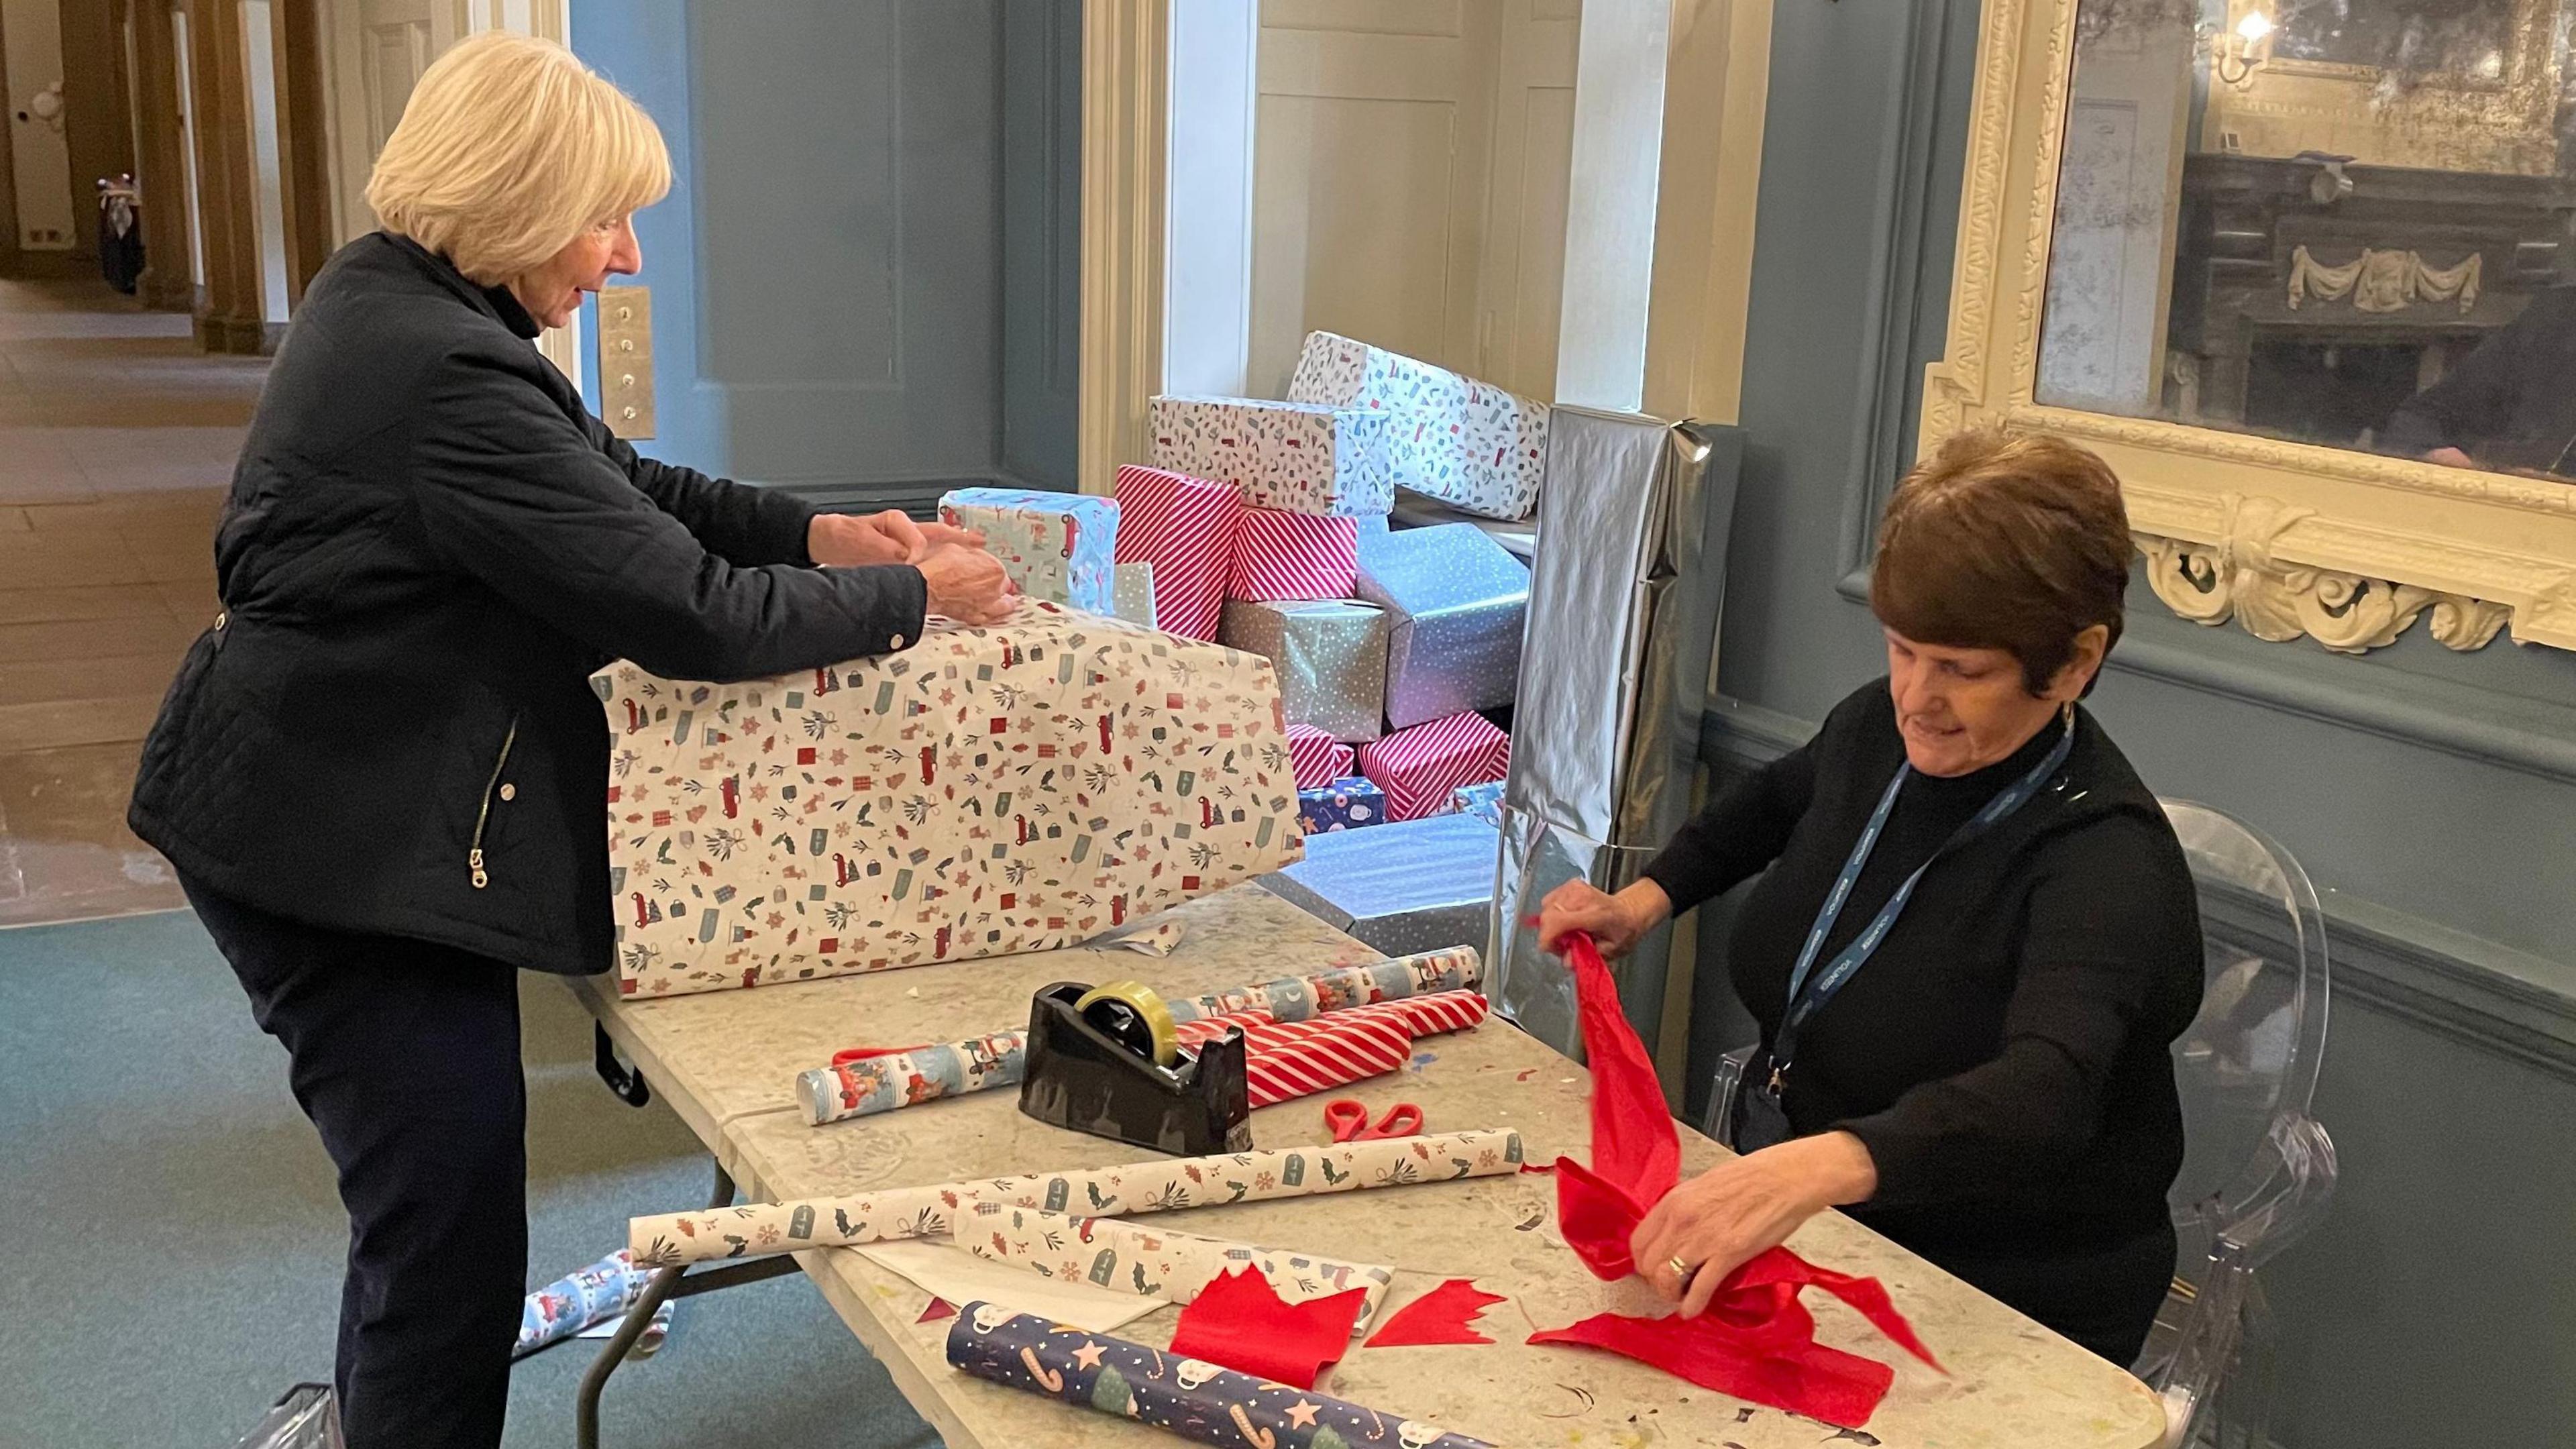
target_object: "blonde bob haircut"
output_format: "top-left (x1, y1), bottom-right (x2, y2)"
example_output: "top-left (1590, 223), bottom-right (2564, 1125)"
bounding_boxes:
top-left (365, 32), bottom-right (669, 286)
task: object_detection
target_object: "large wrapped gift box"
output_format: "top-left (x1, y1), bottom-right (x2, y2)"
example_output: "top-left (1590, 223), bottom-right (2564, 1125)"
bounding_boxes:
top-left (937, 487), bottom-right (1119, 613)
top-left (1230, 506), bottom-right (1358, 602)
top-left (597, 602), bottom-right (1304, 996)
top-left (1149, 394), bottom-right (1395, 517)
top-left (1287, 329), bottom-right (1549, 521)
top-left (1217, 598), bottom-right (1388, 744)
top-left (1259, 811), bottom-right (1499, 957)
top-left (1112, 464), bottom-right (1240, 641)
top-left (1359, 711), bottom-right (1512, 821)
top-left (1354, 523), bottom-right (1529, 730)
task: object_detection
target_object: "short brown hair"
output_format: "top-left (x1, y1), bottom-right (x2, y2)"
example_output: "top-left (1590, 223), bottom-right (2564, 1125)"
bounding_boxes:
top-left (1869, 430), bottom-right (2132, 696)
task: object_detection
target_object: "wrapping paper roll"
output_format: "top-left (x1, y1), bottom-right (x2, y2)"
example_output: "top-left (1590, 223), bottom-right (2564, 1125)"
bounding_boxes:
top-left (631, 1129), bottom-right (1523, 1267)
top-left (959, 1203), bottom-right (1395, 1325)
top-left (515, 1250), bottom-right (646, 1358)
top-left (1173, 989), bottom-right (1492, 1107)
top-left (795, 947), bottom-right (1482, 1125)
top-left (947, 1306), bottom-right (1495, 1449)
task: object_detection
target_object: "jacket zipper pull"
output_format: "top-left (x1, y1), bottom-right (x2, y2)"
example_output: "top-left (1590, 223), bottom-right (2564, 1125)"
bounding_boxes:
top-left (470, 848), bottom-right (488, 890)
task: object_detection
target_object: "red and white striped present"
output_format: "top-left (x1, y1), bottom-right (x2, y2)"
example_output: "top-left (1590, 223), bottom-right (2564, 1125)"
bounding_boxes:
top-left (1357, 712), bottom-right (1512, 821)
top-left (1176, 989), bottom-right (1491, 1107)
top-left (1287, 724), bottom-right (1356, 792)
top-left (1230, 506), bottom-right (1359, 602)
top-left (1112, 464), bottom-right (1241, 641)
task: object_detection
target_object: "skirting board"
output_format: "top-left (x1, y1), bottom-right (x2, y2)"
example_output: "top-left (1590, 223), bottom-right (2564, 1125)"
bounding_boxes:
top-left (1697, 697), bottom-right (2576, 1083)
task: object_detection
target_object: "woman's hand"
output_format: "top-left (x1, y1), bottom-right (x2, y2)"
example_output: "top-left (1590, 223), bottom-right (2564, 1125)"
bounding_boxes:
top-left (1631, 1132), bottom-right (1879, 1316)
top-left (917, 541), bottom-right (1018, 626)
top-left (1538, 878), bottom-right (1672, 959)
top-left (809, 509), bottom-right (985, 567)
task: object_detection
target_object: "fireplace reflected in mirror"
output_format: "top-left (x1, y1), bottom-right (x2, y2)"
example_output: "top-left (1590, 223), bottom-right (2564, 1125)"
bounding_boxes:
top-left (2037, 0), bottom-right (2576, 481)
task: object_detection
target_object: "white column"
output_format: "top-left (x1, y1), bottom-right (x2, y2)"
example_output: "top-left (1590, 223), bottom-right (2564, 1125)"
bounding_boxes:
top-left (1553, 0), bottom-right (1671, 413)
top-left (1161, 0), bottom-right (1258, 400)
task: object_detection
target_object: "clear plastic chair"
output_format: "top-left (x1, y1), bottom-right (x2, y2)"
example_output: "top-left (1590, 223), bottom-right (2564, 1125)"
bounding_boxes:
top-left (1696, 798), bottom-right (2334, 1448)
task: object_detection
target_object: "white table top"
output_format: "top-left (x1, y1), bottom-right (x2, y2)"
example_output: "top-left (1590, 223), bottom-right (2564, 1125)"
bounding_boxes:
top-left (576, 885), bottom-right (2167, 1449)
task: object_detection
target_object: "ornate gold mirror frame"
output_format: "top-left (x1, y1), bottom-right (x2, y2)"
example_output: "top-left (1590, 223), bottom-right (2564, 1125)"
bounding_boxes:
top-left (1923, 0), bottom-right (2576, 655)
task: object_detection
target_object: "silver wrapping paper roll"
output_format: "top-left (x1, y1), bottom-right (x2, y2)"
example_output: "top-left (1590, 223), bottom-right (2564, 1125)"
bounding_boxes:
top-left (1216, 598), bottom-right (1390, 743)
top-left (1354, 524), bottom-right (1529, 731)
top-left (1492, 410), bottom-right (1739, 1052)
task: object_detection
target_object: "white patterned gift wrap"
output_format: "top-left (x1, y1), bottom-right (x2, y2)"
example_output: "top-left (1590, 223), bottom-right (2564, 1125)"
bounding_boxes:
top-left (958, 1203), bottom-right (1396, 1325)
top-left (596, 601), bottom-right (1303, 998)
top-left (1287, 329), bottom-right (1549, 521)
top-left (1148, 394), bottom-right (1395, 517)
top-left (937, 487), bottom-right (1121, 612)
top-left (628, 1129), bottom-right (1524, 1267)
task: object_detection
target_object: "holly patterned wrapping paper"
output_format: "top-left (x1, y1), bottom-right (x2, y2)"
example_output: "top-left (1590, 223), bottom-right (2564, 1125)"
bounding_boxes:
top-left (1150, 395), bottom-right (1395, 518)
top-left (793, 947), bottom-right (1482, 1125)
top-left (596, 602), bottom-right (1303, 998)
top-left (631, 1128), bottom-right (1521, 1267)
top-left (959, 1203), bottom-right (1395, 1326)
top-left (938, 487), bottom-right (1122, 613)
top-left (1287, 329), bottom-right (1550, 523)
top-left (947, 1306), bottom-right (1495, 1449)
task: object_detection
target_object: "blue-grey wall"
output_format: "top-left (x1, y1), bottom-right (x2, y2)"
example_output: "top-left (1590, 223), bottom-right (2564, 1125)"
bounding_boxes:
top-left (1697, 1), bottom-right (2576, 1443)
top-left (572, 0), bottom-right (1079, 504)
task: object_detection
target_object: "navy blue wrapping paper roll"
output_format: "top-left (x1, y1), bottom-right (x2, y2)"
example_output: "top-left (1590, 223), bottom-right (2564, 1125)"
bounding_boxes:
top-left (946, 1303), bottom-right (1493, 1449)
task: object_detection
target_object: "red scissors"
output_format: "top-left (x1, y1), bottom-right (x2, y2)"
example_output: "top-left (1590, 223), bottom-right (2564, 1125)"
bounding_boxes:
top-left (1323, 1098), bottom-right (1423, 1142)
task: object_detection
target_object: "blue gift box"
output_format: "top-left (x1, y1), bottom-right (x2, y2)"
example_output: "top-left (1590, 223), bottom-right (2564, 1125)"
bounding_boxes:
top-left (1354, 523), bottom-right (1529, 730)
top-left (1298, 775), bottom-right (1389, 834)
top-left (1450, 779), bottom-right (1506, 826)
top-left (1260, 811), bottom-right (1497, 957)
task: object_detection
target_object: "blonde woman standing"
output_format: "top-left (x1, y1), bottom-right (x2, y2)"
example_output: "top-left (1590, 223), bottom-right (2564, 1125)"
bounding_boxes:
top-left (129, 34), bottom-right (1011, 1446)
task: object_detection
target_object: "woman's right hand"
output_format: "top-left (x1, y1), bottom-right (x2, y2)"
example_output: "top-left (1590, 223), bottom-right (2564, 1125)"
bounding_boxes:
top-left (1537, 877), bottom-right (1674, 959)
top-left (916, 542), bottom-right (1017, 626)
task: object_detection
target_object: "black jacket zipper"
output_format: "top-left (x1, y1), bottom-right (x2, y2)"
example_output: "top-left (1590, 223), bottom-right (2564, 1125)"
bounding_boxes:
top-left (470, 716), bottom-right (519, 889)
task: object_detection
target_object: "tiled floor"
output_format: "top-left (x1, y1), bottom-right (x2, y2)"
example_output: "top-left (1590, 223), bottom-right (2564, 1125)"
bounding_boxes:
top-left (0, 276), bottom-right (265, 926)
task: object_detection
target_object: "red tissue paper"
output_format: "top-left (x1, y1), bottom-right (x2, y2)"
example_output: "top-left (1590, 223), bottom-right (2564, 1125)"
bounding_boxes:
top-left (1530, 934), bottom-right (1940, 1429)
top-left (1168, 1266), bottom-right (1371, 1390)
top-left (1364, 1279), bottom-right (1509, 1348)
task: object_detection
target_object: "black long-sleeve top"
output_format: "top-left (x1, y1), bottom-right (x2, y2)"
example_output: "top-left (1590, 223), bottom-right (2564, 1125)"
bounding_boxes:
top-left (2379, 286), bottom-right (2576, 476)
top-left (1644, 682), bottom-right (2204, 1322)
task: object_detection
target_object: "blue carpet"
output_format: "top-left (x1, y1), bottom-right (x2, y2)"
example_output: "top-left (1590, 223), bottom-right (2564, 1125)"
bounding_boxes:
top-left (0, 910), bottom-right (941, 1448)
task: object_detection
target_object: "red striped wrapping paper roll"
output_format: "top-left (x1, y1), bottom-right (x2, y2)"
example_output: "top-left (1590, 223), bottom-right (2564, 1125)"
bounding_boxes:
top-left (1112, 464), bottom-right (1241, 641)
top-left (1287, 723), bottom-right (1356, 792)
top-left (1175, 988), bottom-right (1491, 1107)
top-left (1358, 711), bottom-right (1513, 820)
top-left (1231, 506), bottom-right (1360, 602)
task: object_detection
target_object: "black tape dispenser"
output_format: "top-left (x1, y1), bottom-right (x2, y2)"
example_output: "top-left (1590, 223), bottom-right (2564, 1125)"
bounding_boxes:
top-left (1016, 979), bottom-right (1252, 1155)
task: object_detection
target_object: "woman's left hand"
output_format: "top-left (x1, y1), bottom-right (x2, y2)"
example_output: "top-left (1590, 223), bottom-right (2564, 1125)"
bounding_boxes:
top-left (1630, 1131), bottom-right (1879, 1316)
top-left (810, 509), bottom-right (985, 567)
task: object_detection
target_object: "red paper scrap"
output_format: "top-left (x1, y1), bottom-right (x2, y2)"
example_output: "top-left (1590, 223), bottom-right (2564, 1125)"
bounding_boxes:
top-left (1529, 1310), bottom-right (1895, 1430)
top-left (916, 1297), bottom-right (957, 1324)
top-left (1168, 1267), bottom-right (1371, 1390)
top-left (1364, 1279), bottom-right (1509, 1348)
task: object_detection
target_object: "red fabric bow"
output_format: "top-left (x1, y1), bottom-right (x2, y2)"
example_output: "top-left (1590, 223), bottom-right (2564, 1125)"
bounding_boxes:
top-left (1530, 934), bottom-right (1940, 1429)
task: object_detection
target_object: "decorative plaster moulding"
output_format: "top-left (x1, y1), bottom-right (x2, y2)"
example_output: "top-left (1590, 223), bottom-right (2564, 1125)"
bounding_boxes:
top-left (1924, 0), bottom-right (2576, 655)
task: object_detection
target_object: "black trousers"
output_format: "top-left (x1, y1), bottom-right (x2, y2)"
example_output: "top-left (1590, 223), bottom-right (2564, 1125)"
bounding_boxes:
top-left (186, 877), bottom-right (527, 1449)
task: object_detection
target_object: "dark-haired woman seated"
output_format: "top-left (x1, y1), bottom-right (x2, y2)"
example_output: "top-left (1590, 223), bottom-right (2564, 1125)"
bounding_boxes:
top-left (1540, 431), bottom-right (2206, 1364)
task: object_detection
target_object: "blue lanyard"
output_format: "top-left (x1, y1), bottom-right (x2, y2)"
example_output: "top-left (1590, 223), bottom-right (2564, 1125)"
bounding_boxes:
top-left (1764, 714), bottom-right (2076, 1095)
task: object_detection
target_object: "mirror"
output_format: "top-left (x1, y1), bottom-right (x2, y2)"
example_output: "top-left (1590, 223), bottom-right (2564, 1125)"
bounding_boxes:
top-left (2035, 0), bottom-right (2576, 481)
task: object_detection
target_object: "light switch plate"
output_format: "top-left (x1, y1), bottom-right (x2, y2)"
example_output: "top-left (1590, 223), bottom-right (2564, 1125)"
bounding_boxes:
top-left (597, 285), bottom-right (656, 439)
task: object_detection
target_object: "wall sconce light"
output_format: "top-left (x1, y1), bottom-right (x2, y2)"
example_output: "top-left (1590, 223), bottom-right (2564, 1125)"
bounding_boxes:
top-left (2215, 9), bottom-right (2276, 89)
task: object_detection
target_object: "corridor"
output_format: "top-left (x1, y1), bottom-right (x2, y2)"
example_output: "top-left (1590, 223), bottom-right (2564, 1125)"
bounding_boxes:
top-left (0, 276), bottom-right (262, 926)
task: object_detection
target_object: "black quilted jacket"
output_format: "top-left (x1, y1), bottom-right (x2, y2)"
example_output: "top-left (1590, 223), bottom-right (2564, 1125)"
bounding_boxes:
top-left (131, 233), bottom-right (926, 975)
